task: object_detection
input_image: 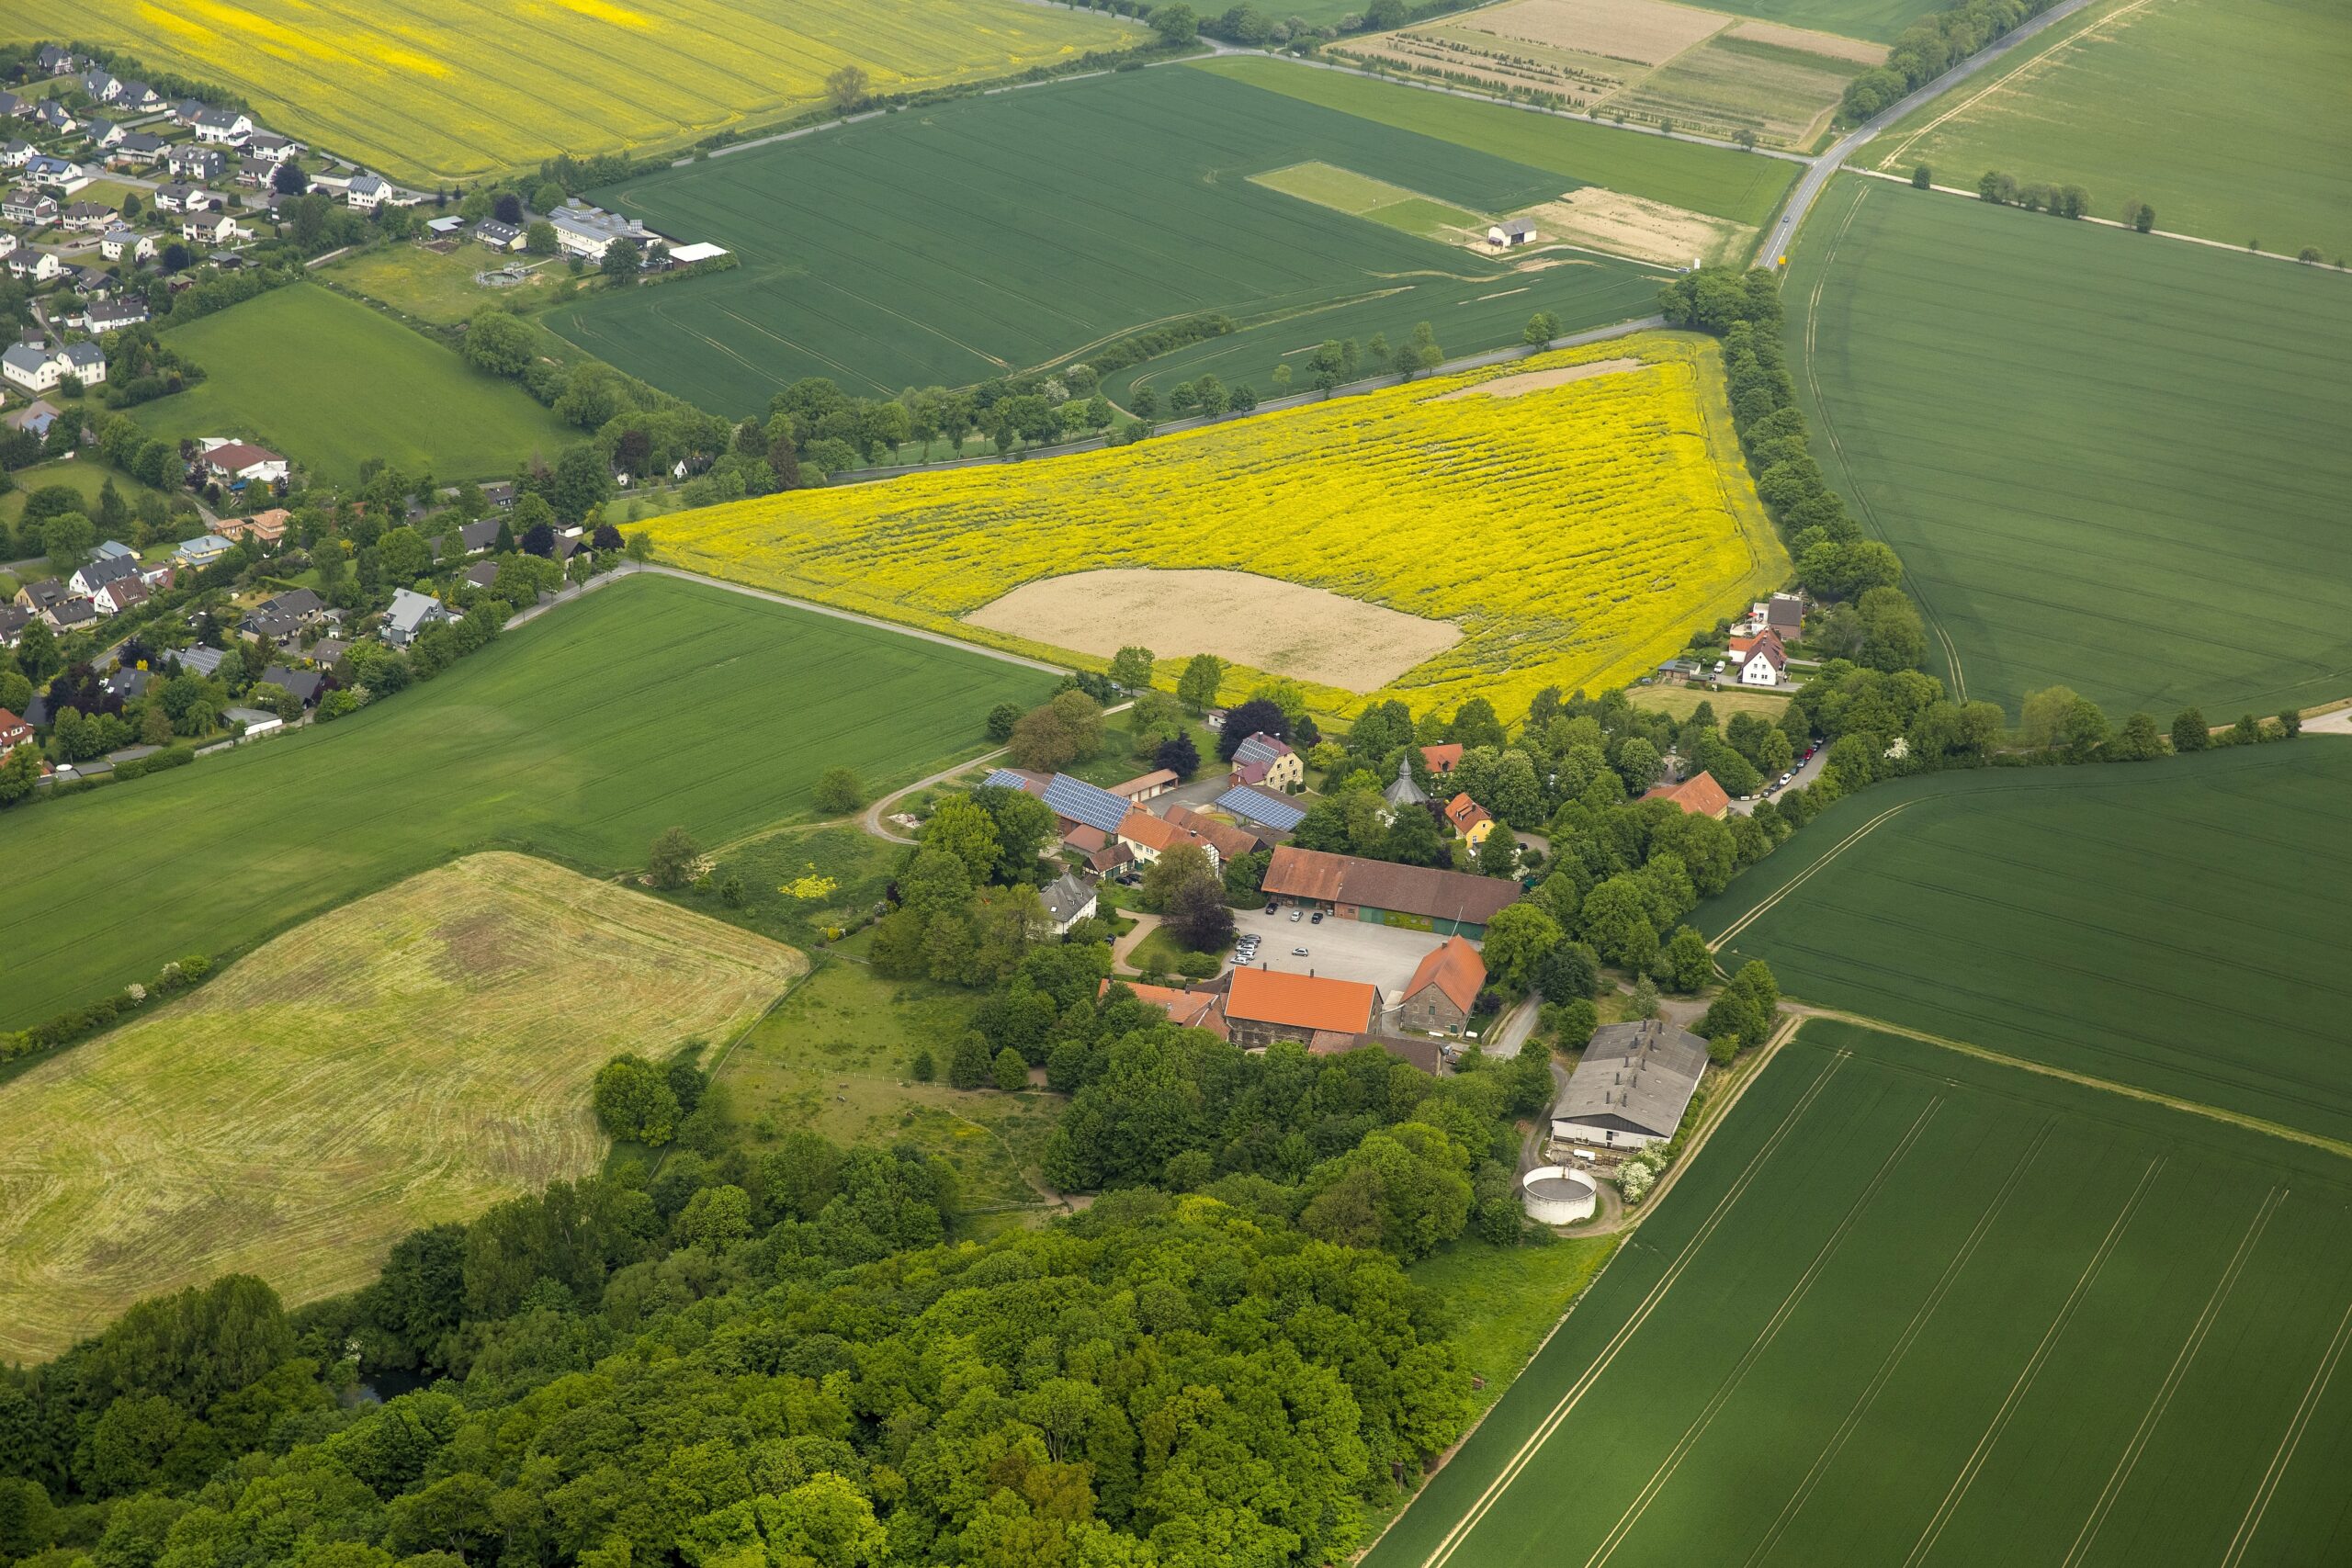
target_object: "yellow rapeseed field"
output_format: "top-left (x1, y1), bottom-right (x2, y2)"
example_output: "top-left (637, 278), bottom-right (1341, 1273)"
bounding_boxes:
top-left (649, 333), bottom-right (1787, 718)
top-left (7, 0), bottom-right (1140, 186)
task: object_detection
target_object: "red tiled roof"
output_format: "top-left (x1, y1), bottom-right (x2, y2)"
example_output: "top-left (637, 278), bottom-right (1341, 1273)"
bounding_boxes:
top-left (204, 441), bottom-right (281, 472)
top-left (1063, 824), bottom-right (1110, 852)
top-left (1728, 629), bottom-right (1786, 669)
top-left (1641, 771), bottom-right (1731, 818)
top-left (1099, 977), bottom-right (1229, 1039)
top-left (1421, 743), bottom-right (1463, 774)
top-left (1404, 935), bottom-right (1486, 1015)
top-left (1117, 809), bottom-right (1211, 857)
top-left (1445, 792), bottom-right (1493, 833)
top-left (1226, 966), bottom-right (1378, 1035)
top-left (1111, 769), bottom-right (1177, 797)
top-left (1165, 806), bottom-right (1261, 863)
top-left (1261, 846), bottom-right (1520, 926)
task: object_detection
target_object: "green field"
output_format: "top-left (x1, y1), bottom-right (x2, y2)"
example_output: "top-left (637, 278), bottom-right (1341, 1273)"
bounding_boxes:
top-left (1641, 0), bottom-right (1950, 43)
top-left (0, 852), bottom-right (802, 1360)
top-left (541, 64), bottom-right (1683, 412)
top-left (1250, 160), bottom-right (1486, 236)
top-left (0, 457), bottom-right (166, 531)
top-left (320, 243), bottom-right (572, 326)
top-left (1366, 1019), bottom-right (2352, 1567)
top-left (1196, 57), bottom-right (1796, 223)
top-left (0, 574), bottom-right (1047, 1032)
top-left (129, 284), bottom-right (573, 485)
top-left (1700, 742), bottom-right (2352, 1146)
top-left (1872, 0), bottom-right (2352, 255)
top-left (1788, 177), bottom-right (2352, 718)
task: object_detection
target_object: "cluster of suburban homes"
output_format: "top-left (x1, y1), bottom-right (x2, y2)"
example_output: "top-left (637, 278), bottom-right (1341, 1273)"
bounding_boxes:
top-left (967, 722), bottom-right (1717, 1155)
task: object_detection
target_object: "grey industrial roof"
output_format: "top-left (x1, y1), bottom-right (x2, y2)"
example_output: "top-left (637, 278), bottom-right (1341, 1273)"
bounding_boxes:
top-left (1042, 773), bottom-right (1131, 836)
top-left (1215, 783), bottom-right (1306, 832)
top-left (1552, 1020), bottom-right (1709, 1141)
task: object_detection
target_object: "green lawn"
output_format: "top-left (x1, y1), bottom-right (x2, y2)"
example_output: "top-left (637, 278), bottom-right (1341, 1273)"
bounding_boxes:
top-left (1871, 0), bottom-right (2352, 255)
top-left (319, 241), bottom-right (573, 326)
top-left (1652, 0), bottom-right (1949, 43)
top-left (0, 573), bottom-right (1049, 1032)
top-left (1700, 741), bottom-right (2352, 1145)
top-left (130, 284), bottom-right (573, 484)
top-left (1193, 56), bottom-right (1796, 225)
top-left (542, 64), bottom-right (1672, 412)
top-left (0, 456), bottom-right (164, 532)
top-left (1786, 177), bottom-right (2352, 719)
top-left (1366, 1018), bottom-right (2352, 1566)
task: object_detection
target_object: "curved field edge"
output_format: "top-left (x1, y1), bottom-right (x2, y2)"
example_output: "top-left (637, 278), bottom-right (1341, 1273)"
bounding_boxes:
top-left (0, 852), bottom-right (806, 1362)
top-left (0, 574), bottom-right (1047, 1032)
top-left (641, 333), bottom-right (1789, 719)
top-left (1695, 740), bottom-right (2352, 1145)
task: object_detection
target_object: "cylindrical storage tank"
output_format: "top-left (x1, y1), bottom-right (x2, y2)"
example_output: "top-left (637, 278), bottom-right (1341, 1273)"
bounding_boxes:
top-left (1521, 1165), bottom-right (1597, 1225)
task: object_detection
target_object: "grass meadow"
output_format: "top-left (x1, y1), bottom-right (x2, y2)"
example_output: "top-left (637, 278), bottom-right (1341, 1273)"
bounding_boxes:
top-left (1654, 0), bottom-right (1951, 43)
top-left (0, 853), bottom-right (804, 1360)
top-left (0, 574), bottom-right (1046, 1032)
top-left (544, 65), bottom-right (1669, 412)
top-left (1366, 1019), bottom-right (2352, 1567)
top-left (130, 285), bottom-right (571, 485)
top-left (1786, 178), bottom-right (2352, 719)
top-left (642, 335), bottom-right (1788, 719)
top-left (0, 457), bottom-right (165, 531)
top-left (319, 243), bottom-right (572, 326)
top-left (0, 0), bottom-right (1140, 186)
top-left (1871, 0), bottom-right (2352, 256)
top-left (1702, 741), bottom-right (2352, 1146)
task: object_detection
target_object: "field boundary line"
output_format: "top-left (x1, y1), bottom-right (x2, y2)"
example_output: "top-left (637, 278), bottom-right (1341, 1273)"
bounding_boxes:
top-left (1741, 1118), bottom-right (2055, 1566)
top-left (1901, 1156), bottom-right (2165, 1568)
top-left (1587, 1095), bottom-right (1946, 1567)
top-left (1413, 1049), bottom-right (1850, 1568)
top-left (1805, 1010), bottom-right (2352, 1165)
top-left (2065, 1185), bottom-right (2285, 1567)
top-left (1711, 799), bottom-right (1918, 950)
top-left (2220, 1283), bottom-right (2352, 1567)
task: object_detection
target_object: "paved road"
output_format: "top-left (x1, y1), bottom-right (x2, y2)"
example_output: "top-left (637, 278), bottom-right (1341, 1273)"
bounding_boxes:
top-left (1758, 0), bottom-right (2102, 265)
top-left (1729, 741), bottom-right (1825, 817)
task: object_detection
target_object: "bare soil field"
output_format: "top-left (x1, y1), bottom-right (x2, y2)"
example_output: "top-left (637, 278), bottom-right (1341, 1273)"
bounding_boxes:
top-left (0, 853), bottom-right (805, 1359)
top-left (1727, 17), bottom-right (1887, 62)
top-left (1438, 356), bottom-right (1644, 398)
top-left (965, 568), bottom-right (1464, 693)
top-left (1525, 186), bottom-right (1753, 265)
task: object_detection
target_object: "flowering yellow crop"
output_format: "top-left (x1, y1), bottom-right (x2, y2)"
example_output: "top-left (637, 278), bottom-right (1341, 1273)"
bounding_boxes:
top-left (649, 333), bottom-right (1787, 719)
top-left (780, 871), bottom-right (841, 901)
top-left (10, 0), bottom-right (1138, 186)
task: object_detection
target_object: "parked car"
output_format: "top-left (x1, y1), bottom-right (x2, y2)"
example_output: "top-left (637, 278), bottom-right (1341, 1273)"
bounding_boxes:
top-left (1290, 908), bottom-right (1303, 921)
top-left (1264, 901), bottom-right (1279, 913)
top-left (1292, 946), bottom-right (1309, 956)
top-left (1310, 911), bottom-right (1324, 924)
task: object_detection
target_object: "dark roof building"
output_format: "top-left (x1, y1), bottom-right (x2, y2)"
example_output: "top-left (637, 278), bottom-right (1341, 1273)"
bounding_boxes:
top-left (1549, 1019), bottom-right (1709, 1151)
top-left (1215, 783), bottom-right (1306, 833)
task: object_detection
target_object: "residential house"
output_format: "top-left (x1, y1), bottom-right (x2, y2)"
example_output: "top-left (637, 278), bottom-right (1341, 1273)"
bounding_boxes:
top-left (223, 705), bottom-right (282, 738)
top-left (0, 94), bottom-right (21, 122)
top-left (1726, 629), bottom-right (1787, 688)
top-left (166, 143), bottom-right (225, 182)
top-left (345, 174), bottom-right (390, 210)
top-left (181, 209), bottom-right (236, 245)
top-left (108, 130), bottom-right (165, 167)
top-left (1223, 967), bottom-right (1381, 1053)
top-left (1099, 977), bottom-right (1228, 1039)
top-left (3, 397), bottom-right (60, 437)
top-left (0, 232), bottom-right (15, 264)
top-left (3, 188), bottom-right (56, 225)
top-left (35, 46), bottom-right (81, 75)
top-left (1396, 936), bottom-right (1487, 1036)
top-left (474, 220), bottom-right (523, 251)
top-left (1260, 845), bottom-right (1520, 938)
top-left (480, 480), bottom-right (516, 510)
top-left (0, 707), bottom-right (30, 756)
top-left (1109, 768), bottom-right (1177, 804)
top-left (42, 594), bottom-right (96, 632)
top-left (1639, 771), bottom-right (1732, 819)
top-left (30, 100), bottom-right (74, 135)
top-left (77, 69), bottom-right (122, 103)
top-left (191, 107), bottom-right (254, 144)
top-left (456, 518), bottom-right (503, 552)
top-left (0, 605), bottom-right (27, 646)
top-left (174, 646), bottom-right (225, 676)
top-left (151, 182), bottom-right (209, 213)
top-left (309, 637), bottom-right (349, 671)
top-left (2, 341), bottom-right (102, 393)
top-left (70, 552), bottom-right (142, 597)
top-left (17, 578), bottom-right (70, 615)
top-left (241, 589), bottom-right (325, 642)
top-left (91, 575), bottom-right (148, 615)
top-left (548, 199), bottom-right (661, 263)
top-left (259, 665), bottom-right (325, 707)
top-left (215, 508), bottom-right (288, 543)
top-left (99, 226), bottom-right (153, 263)
top-left (116, 81), bottom-right (164, 113)
top-left (61, 198), bottom-right (114, 229)
top-left (1039, 872), bottom-right (1099, 936)
top-left (380, 588), bottom-right (454, 647)
top-left (173, 533), bottom-right (236, 568)
top-left (1549, 1019), bottom-right (1710, 1152)
top-left (1228, 731), bottom-right (1303, 791)
top-left (0, 141), bottom-right (28, 169)
top-left (1765, 592), bottom-right (1805, 640)
top-left (22, 154), bottom-right (83, 185)
top-left (7, 251), bottom-right (61, 284)
top-left (171, 99), bottom-right (210, 127)
top-left (1443, 792), bottom-right (1496, 847)
top-left (1162, 806), bottom-right (1263, 865)
top-left (243, 131), bottom-right (299, 164)
top-left (1420, 743), bottom-right (1463, 778)
top-left (461, 560), bottom-right (500, 591)
top-left (83, 118), bottom-right (123, 151)
top-left (199, 440), bottom-right (288, 485)
top-left (84, 298), bottom-right (149, 335)
top-left (1214, 782), bottom-right (1306, 835)
top-left (1487, 216), bottom-right (1538, 246)
top-left (1115, 807), bottom-right (1219, 871)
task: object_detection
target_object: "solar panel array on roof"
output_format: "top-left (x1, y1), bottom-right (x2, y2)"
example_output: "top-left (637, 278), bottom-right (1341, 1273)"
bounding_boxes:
top-left (1044, 773), bottom-right (1132, 835)
top-left (1216, 784), bottom-right (1306, 832)
top-left (980, 768), bottom-right (1034, 792)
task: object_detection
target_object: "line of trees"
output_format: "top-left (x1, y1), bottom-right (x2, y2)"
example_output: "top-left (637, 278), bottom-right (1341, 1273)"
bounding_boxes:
top-left (1838, 0), bottom-right (2063, 121)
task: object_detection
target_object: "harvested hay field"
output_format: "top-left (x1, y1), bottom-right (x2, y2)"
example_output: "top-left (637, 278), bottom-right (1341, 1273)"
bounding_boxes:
top-left (1476, 0), bottom-right (1724, 65)
top-left (1727, 17), bottom-right (1886, 62)
top-left (1436, 356), bottom-right (1642, 398)
top-left (966, 569), bottom-right (1464, 693)
top-left (0, 853), bottom-right (805, 1360)
top-left (1525, 186), bottom-right (1754, 265)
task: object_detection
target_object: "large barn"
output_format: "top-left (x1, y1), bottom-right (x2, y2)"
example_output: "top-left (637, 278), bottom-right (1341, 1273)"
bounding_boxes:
top-left (1549, 1019), bottom-right (1709, 1152)
top-left (1259, 846), bottom-right (1519, 938)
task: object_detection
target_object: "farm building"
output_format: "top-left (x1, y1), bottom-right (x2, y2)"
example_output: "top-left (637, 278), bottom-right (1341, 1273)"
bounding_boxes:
top-left (1260, 846), bottom-right (1519, 938)
top-left (1039, 873), bottom-right (1098, 935)
top-left (1488, 217), bottom-right (1538, 246)
top-left (1641, 771), bottom-right (1731, 819)
top-left (1163, 806), bottom-right (1263, 863)
top-left (1549, 1019), bottom-right (1709, 1152)
top-left (1115, 808), bottom-right (1219, 870)
top-left (1099, 977), bottom-right (1227, 1039)
top-left (1041, 773), bottom-right (1132, 837)
top-left (1396, 935), bottom-right (1486, 1036)
top-left (1223, 967), bottom-right (1381, 1053)
top-left (549, 200), bottom-right (662, 264)
top-left (1109, 768), bottom-right (1176, 803)
top-left (1215, 782), bottom-right (1306, 834)
top-left (1229, 731), bottom-right (1303, 790)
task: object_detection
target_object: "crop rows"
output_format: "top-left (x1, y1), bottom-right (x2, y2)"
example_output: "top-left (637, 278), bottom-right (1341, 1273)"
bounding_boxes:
top-left (645, 334), bottom-right (1787, 717)
top-left (1367, 1021), bottom-right (2352, 1566)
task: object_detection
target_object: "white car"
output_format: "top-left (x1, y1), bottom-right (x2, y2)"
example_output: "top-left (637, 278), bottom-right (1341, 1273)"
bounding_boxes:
top-left (1290, 908), bottom-right (1303, 921)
